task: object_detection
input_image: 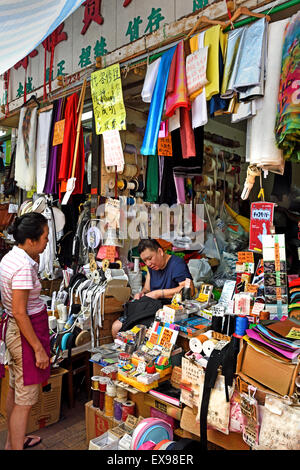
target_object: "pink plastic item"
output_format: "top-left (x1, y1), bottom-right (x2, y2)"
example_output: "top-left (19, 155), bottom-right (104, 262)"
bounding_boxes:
top-left (139, 441), bottom-right (156, 450)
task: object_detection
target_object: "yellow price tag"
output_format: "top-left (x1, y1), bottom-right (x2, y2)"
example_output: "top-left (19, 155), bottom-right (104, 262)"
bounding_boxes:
top-left (130, 326), bottom-right (141, 334)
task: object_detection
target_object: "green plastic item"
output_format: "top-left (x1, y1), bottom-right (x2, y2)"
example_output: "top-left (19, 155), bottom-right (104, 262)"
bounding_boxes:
top-left (212, 288), bottom-right (221, 301)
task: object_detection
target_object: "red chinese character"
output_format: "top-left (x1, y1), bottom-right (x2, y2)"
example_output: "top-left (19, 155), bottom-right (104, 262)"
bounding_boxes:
top-left (42, 23), bottom-right (68, 52)
top-left (81, 0), bottom-right (104, 35)
top-left (14, 50), bottom-right (38, 71)
top-left (123, 0), bottom-right (133, 6)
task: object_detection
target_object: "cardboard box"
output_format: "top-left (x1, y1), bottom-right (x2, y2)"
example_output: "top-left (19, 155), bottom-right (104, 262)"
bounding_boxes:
top-left (180, 406), bottom-right (200, 437)
top-left (207, 429), bottom-right (250, 451)
top-left (144, 393), bottom-right (182, 421)
top-left (236, 341), bottom-right (300, 396)
top-left (105, 281), bottom-right (131, 306)
top-left (85, 400), bottom-right (119, 444)
top-left (88, 432), bottom-right (119, 450)
top-left (108, 415), bottom-right (143, 440)
top-left (177, 408), bottom-right (249, 450)
top-left (0, 366), bottom-right (67, 433)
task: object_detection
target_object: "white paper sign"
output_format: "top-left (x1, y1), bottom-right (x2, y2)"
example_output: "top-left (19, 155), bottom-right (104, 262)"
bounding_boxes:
top-left (103, 129), bottom-right (124, 172)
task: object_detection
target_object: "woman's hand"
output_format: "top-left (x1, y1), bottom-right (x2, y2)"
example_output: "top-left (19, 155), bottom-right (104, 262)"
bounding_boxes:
top-left (34, 346), bottom-right (49, 370)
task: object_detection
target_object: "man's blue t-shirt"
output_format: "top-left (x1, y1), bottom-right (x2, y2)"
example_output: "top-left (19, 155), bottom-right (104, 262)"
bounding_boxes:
top-left (148, 255), bottom-right (192, 291)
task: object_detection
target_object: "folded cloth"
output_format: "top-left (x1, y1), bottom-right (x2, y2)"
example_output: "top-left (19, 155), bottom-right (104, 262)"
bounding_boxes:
top-left (141, 46), bottom-right (176, 156)
top-left (15, 107), bottom-right (37, 191)
top-left (145, 154), bottom-right (159, 202)
top-left (246, 328), bottom-right (300, 360)
top-left (231, 101), bottom-right (256, 123)
top-left (165, 41), bottom-right (191, 118)
top-left (168, 108), bottom-right (180, 132)
top-left (246, 19), bottom-right (289, 174)
top-left (189, 34), bottom-right (204, 101)
top-left (173, 126), bottom-right (204, 176)
top-left (208, 43), bottom-right (228, 116)
top-left (173, 175), bottom-right (186, 204)
top-left (221, 27), bottom-right (245, 99)
top-left (204, 25), bottom-right (227, 101)
top-left (238, 22), bottom-right (267, 102)
top-left (186, 46), bottom-right (208, 98)
top-left (141, 57), bottom-right (161, 103)
top-left (233, 18), bottom-right (267, 92)
top-left (166, 47), bottom-right (177, 95)
top-left (36, 109), bottom-right (53, 194)
top-left (191, 32), bottom-right (208, 128)
top-left (180, 107), bottom-right (196, 159)
top-left (43, 98), bottom-right (63, 194)
top-left (275, 11), bottom-right (300, 162)
top-left (289, 278), bottom-right (300, 288)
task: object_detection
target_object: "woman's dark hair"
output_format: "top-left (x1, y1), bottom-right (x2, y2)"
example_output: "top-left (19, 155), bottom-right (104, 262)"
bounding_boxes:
top-left (137, 239), bottom-right (162, 254)
top-left (7, 213), bottom-right (48, 244)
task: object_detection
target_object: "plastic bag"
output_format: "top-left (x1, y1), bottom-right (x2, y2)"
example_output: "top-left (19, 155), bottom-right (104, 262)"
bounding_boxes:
top-left (128, 271), bottom-right (143, 296)
top-left (202, 233), bottom-right (227, 259)
top-left (211, 251), bottom-right (238, 288)
top-left (188, 258), bottom-right (213, 288)
top-left (255, 395), bottom-right (300, 450)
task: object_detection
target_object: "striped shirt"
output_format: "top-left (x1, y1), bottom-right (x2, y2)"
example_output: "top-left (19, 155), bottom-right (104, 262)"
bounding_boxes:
top-left (0, 246), bottom-right (45, 317)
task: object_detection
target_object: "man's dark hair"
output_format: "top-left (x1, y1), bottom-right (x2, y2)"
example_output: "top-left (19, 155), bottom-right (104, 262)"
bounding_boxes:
top-left (137, 239), bottom-right (162, 254)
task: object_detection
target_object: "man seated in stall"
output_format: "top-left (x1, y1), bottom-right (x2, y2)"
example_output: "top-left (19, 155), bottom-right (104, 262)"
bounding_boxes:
top-left (112, 239), bottom-right (194, 338)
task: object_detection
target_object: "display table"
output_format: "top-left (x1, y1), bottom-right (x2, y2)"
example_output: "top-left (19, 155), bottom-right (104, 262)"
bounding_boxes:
top-left (61, 343), bottom-right (92, 408)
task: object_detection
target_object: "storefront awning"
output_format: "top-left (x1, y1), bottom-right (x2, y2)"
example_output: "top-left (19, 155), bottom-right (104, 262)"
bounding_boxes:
top-left (0, 0), bottom-right (85, 76)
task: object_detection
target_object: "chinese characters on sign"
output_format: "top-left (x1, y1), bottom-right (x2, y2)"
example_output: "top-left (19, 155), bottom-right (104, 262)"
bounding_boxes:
top-left (90, 63), bottom-right (126, 134)
top-left (78, 37), bottom-right (108, 68)
top-left (14, 50), bottom-right (38, 71)
top-left (157, 135), bottom-right (173, 156)
top-left (81, 0), bottom-right (165, 44)
top-left (81, 0), bottom-right (104, 35)
top-left (193, 0), bottom-right (208, 11)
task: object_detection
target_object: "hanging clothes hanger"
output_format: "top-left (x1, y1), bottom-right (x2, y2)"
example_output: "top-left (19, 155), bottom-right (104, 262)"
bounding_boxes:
top-left (222, 7), bottom-right (271, 30)
top-left (186, 15), bottom-right (226, 40)
top-left (21, 94), bottom-right (40, 109)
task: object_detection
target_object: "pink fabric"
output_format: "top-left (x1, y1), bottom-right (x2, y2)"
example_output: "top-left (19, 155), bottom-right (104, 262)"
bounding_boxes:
top-left (173, 175), bottom-right (186, 204)
top-left (165, 41), bottom-right (191, 118)
top-left (21, 306), bottom-right (51, 386)
top-left (180, 107), bottom-right (196, 158)
top-left (166, 47), bottom-right (177, 95)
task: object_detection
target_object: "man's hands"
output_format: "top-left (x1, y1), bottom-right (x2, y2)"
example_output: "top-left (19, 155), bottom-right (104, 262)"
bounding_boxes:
top-left (145, 290), bottom-right (161, 300)
top-left (134, 290), bottom-right (161, 300)
top-left (134, 292), bottom-right (145, 300)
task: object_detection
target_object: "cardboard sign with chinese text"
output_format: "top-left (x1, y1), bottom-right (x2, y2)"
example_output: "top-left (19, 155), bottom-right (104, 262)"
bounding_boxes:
top-left (157, 134), bottom-right (172, 156)
top-left (249, 202), bottom-right (275, 252)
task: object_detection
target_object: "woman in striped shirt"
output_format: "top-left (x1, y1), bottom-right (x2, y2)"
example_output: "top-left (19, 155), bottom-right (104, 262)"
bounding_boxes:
top-left (0, 213), bottom-right (50, 450)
